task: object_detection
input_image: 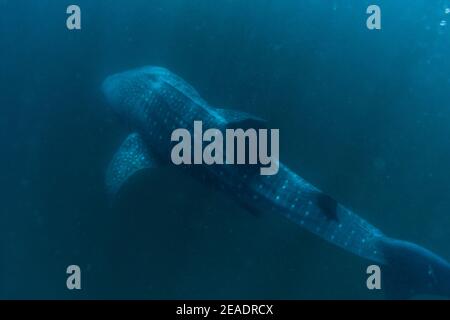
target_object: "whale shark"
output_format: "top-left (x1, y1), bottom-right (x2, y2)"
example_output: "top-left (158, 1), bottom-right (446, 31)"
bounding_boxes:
top-left (102, 66), bottom-right (450, 299)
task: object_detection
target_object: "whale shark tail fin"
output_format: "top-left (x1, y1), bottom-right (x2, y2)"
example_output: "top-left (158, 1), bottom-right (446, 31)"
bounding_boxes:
top-left (380, 237), bottom-right (450, 299)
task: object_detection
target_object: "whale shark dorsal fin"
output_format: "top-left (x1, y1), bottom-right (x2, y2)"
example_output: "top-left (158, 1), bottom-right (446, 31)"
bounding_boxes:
top-left (215, 108), bottom-right (267, 129)
top-left (106, 132), bottom-right (158, 198)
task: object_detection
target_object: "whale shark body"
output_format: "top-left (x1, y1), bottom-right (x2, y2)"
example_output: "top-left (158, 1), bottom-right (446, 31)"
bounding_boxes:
top-left (102, 66), bottom-right (450, 299)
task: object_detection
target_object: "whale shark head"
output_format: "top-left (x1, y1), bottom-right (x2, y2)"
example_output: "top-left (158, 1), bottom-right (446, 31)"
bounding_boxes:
top-left (102, 66), bottom-right (171, 121)
top-left (102, 66), bottom-right (207, 124)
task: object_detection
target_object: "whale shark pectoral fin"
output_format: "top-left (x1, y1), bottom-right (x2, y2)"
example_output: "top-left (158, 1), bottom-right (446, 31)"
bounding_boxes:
top-left (215, 107), bottom-right (268, 130)
top-left (106, 132), bottom-right (158, 198)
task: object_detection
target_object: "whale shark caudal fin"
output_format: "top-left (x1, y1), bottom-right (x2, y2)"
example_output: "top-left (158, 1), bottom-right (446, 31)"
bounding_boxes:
top-left (214, 107), bottom-right (268, 130)
top-left (379, 237), bottom-right (450, 299)
top-left (106, 132), bottom-right (158, 198)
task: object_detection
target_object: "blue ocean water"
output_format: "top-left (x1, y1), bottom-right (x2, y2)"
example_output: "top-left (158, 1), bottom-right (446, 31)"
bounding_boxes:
top-left (1, 0), bottom-right (450, 299)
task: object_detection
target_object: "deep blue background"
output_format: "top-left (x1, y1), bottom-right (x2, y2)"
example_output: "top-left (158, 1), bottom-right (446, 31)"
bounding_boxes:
top-left (1, 0), bottom-right (450, 299)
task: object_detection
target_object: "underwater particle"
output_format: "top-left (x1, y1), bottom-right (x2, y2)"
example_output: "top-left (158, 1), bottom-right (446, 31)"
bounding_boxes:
top-left (445, 8), bottom-right (450, 14)
top-left (373, 157), bottom-right (386, 172)
top-left (440, 20), bottom-right (447, 27)
top-left (19, 178), bottom-right (31, 189)
top-left (272, 43), bottom-right (282, 52)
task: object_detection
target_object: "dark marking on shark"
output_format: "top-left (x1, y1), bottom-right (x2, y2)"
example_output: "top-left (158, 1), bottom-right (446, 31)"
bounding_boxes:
top-left (315, 193), bottom-right (339, 221)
